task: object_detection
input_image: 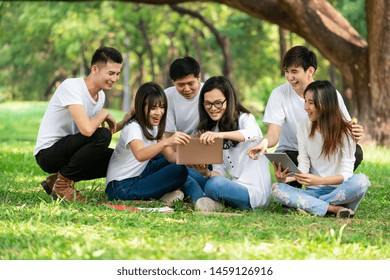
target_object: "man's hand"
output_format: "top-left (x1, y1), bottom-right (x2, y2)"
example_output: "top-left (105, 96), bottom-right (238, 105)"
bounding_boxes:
top-left (102, 112), bottom-right (116, 134)
top-left (115, 109), bottom-right (134, 133)
top-left (351, 119), bottom-right (364, 142)
top-left (247, 138), bottom-right (268, 160)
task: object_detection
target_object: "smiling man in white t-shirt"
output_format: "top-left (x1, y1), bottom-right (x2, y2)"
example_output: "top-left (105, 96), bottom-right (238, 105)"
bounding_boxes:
top-left (247, 46), bottom-right (364, 188)
top-left (164, 56), bottom-right (203, 138)
top-left (34, 46), bottom-right (129, 202)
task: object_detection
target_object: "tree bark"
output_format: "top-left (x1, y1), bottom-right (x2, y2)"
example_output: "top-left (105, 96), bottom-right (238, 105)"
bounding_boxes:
top-left (366, 0), bottom-right (390, 145)
top-left (136, 5), bottom-right (156, 80)
top-left (278, 27), bottom-right (287, 77)
top-left (329, 64), bottom-right (337, 90)
top-left (78, 0), bottom-right (389, 146)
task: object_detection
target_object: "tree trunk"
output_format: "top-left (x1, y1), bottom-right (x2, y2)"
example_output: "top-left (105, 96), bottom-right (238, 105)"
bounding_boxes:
top-left (134, 51), bottom-right (145, 92)
top-left (278, 27), bottom-right (287, 77)
top-left (191, 32), bottom-right (203, 70)
top-left (85, 0), bottom-right (389, 146)
top-left (122, 37), bottom-right (131, 113)
top-left (163, 34), bottom-right (179, 88)
top-left (366, 0), bottom-right (390, 145)
top-left (329, 64), bottom-right (337, 90)
top-left (136, 13), bottom-right (156, 80)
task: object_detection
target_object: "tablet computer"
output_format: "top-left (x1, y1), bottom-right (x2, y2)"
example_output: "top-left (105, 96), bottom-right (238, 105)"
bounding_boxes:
top-left (176, 137), bottom-right (223, 165)
top-left (264, 152), bottom-right (301, 175)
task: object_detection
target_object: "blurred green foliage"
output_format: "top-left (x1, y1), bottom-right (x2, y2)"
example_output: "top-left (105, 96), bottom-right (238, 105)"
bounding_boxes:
top-left (0, 1), bottom-right (366, 118)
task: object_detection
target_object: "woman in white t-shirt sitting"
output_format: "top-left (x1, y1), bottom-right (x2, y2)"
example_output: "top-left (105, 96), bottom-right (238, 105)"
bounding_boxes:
top-left (105, 82), bottom-right (191, 204)
top-left (271, 80), bottom-right (370, 218)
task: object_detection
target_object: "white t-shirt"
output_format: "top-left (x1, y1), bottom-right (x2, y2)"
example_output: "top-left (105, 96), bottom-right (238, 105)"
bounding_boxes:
top-left (212, 113), bottom-right (272, 209)
top-left (106, 121), bottom-right (157, 184)
top-left (34, 77), bottom-right (105, 155)
top-left (297, 119), bottom-right (356, 188)
top-left (263, 82), bottom-right (351, 152)
top-left (164, 83), bottom-right (203, 136)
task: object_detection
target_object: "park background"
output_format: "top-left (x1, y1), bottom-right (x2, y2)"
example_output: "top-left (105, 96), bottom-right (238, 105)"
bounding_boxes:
top-left (0, 0), bottom-right (389, 260)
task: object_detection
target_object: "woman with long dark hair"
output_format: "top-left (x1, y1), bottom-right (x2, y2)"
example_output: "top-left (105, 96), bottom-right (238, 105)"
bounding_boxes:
top-left (105, 82), bottom-right (190, 203)
top-left (183, 76), bottom-right (271, 211)
top-left (272, 80), bottom-right (370, 218)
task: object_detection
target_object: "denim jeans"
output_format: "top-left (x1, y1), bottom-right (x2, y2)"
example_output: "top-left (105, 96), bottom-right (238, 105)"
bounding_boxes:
top-left (272, 174), bottom-right (370, 216)
top-left (105, 156), bottom-right (188, 201)
top-left (181, 167), bottom-right (206, 202)
top-left (35, 128), bottom-right (113, 182)
top-left (182, 167), bottom-right (251, 209)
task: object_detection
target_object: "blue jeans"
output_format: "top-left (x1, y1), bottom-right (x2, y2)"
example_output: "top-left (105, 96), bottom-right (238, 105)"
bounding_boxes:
top-left (181, 167), bottom-right (206, 202)
top-left (105, 156), bottom-right (188, 201)
top-left (272, 174), bottom-right (370, 216)
top-left (182, 168), bottom-right (251, 209)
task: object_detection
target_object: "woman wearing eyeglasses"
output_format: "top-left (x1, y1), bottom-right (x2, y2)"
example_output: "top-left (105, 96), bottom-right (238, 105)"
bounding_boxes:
top-left (182, 76), bottom-right (272, 211)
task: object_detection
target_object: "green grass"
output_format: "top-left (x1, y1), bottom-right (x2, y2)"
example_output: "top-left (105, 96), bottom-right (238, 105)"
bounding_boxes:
top-left (0, 102), bottom-right (389, 260)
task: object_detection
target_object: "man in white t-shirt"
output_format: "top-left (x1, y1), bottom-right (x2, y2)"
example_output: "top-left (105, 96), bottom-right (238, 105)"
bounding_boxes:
top-left (34, 46), bottom-right (129, 202)
top-left (247, 46), bottom-right (364, 187)
top-left (162, 56), bottom-right (208, 201)
top-left (164, 56), bottom-right (203, 138)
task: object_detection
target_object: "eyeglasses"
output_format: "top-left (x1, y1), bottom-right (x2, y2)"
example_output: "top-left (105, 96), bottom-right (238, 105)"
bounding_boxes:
top-left (203, 99), bottom-right (227, 109)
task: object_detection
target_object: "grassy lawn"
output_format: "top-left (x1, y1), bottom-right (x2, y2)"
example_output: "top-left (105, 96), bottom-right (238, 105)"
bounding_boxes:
top-left (0, 102), bottom-right (389, 260)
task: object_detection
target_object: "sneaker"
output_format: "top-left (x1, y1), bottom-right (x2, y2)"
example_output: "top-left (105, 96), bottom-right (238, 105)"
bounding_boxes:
top-left (159, 190), bottom-right (184, 205)
top-left (195, 197), bottom-right (224, 212)
top-left (336, 208), bottom-right (355, 218)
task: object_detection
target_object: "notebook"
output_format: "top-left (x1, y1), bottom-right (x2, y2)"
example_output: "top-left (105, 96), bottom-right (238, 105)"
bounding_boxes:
top-left (176, 137), bottom-right (223, 165)
top-left (264, 152), bottom-right (301, 176)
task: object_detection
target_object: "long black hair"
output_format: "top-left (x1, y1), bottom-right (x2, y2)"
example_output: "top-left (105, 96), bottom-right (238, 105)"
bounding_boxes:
top-left (304, 80), bottom-right (353, 158)
top-left (129, 82), bottom-right (167, 141)
top-left (197, 76), bottom-right (250, 148)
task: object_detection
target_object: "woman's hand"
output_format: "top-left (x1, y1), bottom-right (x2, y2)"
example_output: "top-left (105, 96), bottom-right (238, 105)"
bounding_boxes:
top-left (294, 173), bottom-right (322, 186)
top-left (199, 131), bottom-right (221, 145)
top-left (165, 132), bottom-right (191, 146)
top-left (273, 162), bottom-right (294, 183)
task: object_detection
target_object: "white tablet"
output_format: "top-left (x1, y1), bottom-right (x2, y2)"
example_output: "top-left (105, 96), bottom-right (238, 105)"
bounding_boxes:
top-left (264, 152), bottom-right (301, 175)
